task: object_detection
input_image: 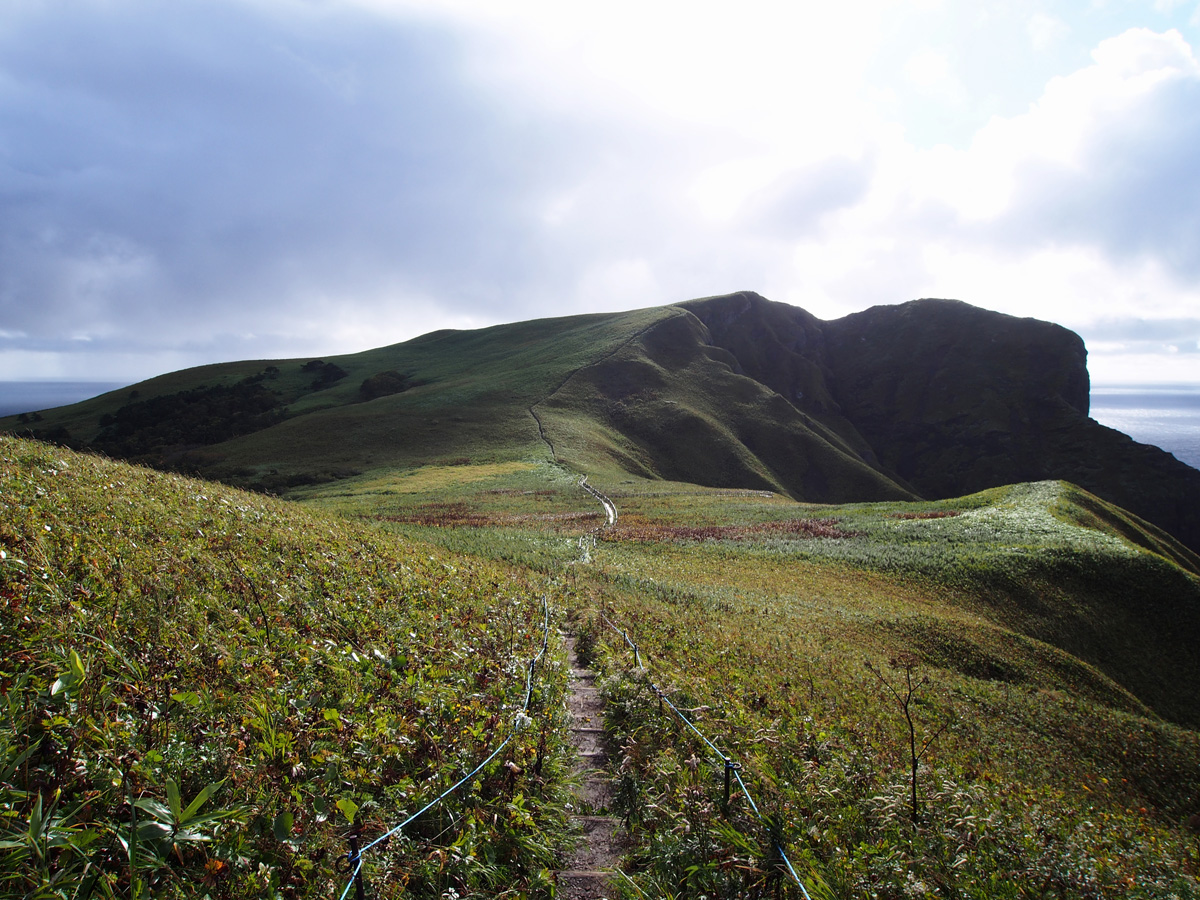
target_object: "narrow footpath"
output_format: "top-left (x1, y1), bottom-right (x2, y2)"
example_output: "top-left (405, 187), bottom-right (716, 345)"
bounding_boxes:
top-left (555, 632), bottom-right (625, 899)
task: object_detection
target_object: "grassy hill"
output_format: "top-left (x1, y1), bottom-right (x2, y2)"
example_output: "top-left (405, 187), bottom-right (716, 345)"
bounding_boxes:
top-left (0, 307), bottom-right (676, 491)
top-left (0, 435), bottom-right (573, 899)
top-left (6, 292), bottom-right (1200, 556)
top-left (4, 433), bottom-right (1200, 896)
top-left (0, 303), bottom-right (905, 507)
top-left (303, 459), bottom-right (1200, 897)
top-left (6, 290), bottom-right (1200, 896)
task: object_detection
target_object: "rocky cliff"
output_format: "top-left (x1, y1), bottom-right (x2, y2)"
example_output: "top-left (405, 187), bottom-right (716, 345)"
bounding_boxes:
top-left (683, 291), bottom-right (1200, 551)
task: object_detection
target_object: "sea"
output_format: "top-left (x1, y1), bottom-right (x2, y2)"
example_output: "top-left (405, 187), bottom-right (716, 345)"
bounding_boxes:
top-left (0, 381), bottom-right (128, 418)
top-left (1089, 384), bottom-right (1200, 471)
top-left (1, 380), bottom-right (1199, 472)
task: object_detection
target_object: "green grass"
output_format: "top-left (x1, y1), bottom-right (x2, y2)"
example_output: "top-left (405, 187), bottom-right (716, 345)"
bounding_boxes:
top-left (313, 464), bottom-right (1200, 898)
top-left (5, 427), bottom-right (1200, 898)
top-left (583, 482), bottom-right (1200, 897)
top-left (536, 309), bottom-right (913, 502)
top-left (0, 302), bottom-right (923, 511)
top-left (0, 436), bottom-right (574, 899)
top-left (0, 307), bottom-right (683, 493)
top-left (573, 507), bottom-right (1200, 896)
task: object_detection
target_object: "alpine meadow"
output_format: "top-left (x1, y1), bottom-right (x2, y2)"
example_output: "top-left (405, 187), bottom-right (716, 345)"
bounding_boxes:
top-left (3, 292), bottom-right (1200, 899)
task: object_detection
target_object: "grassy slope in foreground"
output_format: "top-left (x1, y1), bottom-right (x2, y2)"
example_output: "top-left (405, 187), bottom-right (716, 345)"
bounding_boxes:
top-left (577, 479), bottom-right (1200, 898)
top-left (0, 436), bottom-right (573, 899)
top-left (321, 463), bottom-right (1200, 897)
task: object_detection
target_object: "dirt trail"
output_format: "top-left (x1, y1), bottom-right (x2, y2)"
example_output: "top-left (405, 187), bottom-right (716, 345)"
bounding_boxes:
top-left (575, 477), bottom-right (616, 563)
top-left (555, 632), bottom-right (625, 899)
top-left (579, 476), bottom-right (617, 527)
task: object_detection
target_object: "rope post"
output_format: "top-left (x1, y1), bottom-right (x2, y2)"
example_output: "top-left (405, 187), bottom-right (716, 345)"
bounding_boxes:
top-left (723, 758), bottom-right (739, 813)
top-left (765, 813), bottom-right (785, 900)
top-left (346, 830), bottom-right (368, 900)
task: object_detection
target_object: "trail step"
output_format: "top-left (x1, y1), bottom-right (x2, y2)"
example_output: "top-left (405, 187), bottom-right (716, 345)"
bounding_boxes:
top-left (555, 632), bottom-right (626, 900)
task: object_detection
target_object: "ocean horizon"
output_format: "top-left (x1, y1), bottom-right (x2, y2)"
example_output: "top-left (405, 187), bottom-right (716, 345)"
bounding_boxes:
top-left (0, 381), bottom-right (129, 418)
top-left (2, 379), bottom-right (1199, 472)
top-left (1090, 384), bottom-right (1200, 471)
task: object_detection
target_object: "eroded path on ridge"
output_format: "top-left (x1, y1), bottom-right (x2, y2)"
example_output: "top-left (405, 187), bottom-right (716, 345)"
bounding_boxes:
top-left (575, 476), bottom-right (616, 563)
top-left (579, 476), bottom-right (617, 527)
top-left (556, 475), bottom-right (624, 899)
top-left (555, 633), bottom-right (625, 899)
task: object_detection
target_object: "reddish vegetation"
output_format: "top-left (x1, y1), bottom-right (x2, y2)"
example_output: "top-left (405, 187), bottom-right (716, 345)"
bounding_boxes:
top-left (383, 502), bottom-right (491, 527)
top-left (889, 510), bottom-right (960, 520)
top-left (383, 503), bottom-right (602, 530)
top-left (603, 517), bottom-right (860, 544)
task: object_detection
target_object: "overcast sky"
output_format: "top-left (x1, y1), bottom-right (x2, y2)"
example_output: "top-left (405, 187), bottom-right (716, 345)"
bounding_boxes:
top-left (2, 0), bottom-right (1199, 385)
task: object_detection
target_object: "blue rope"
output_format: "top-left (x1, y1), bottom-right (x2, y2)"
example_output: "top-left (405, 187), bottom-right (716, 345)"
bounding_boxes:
top-left (336, 595), bottom-right (551, 898)
top-left (658, 690), bottom-right (726, 760)
top-left (336, 859), bottom-right (363, 900)
top-left (359, 736), bottom-right (513, 855)
top-left (779, 850), bottom-right (816, 900)
top-left (603, 614), bottom-right (819, 900)
top-left (732, 767), bottom-right (762, 817)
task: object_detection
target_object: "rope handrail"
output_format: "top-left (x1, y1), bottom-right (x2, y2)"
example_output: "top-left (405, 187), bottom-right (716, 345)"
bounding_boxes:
top-left (600, 613), bottom-right (815, 900)
top-left (336, 593), bottom-right (552, 900)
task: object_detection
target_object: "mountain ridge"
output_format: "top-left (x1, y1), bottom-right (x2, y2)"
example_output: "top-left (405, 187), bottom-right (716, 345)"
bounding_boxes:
top-left (6, 291), bottom-right (1200, 551)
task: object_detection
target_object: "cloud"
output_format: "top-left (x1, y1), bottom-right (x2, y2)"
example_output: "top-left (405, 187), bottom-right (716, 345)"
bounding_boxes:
top-left (953, 29), bottom-right (1200, 279)
top-left (2, 3), bottom-right (1199, 388)
top-left (740, 156), bottom-right (876, 239)
top-left (0, 1), bottom-right (604, 360)
top-left (903, 48), bottom-right (964, 104)
top-left (1028, 13), bottom-right (1071, 51)
top-left (789, 27), bottom-right (1200, 351)
top-left (1085, 317), bottom-right (1200, 342)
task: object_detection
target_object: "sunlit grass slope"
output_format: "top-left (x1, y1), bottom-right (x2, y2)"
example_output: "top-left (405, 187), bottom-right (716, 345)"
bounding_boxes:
top-left (307, 463), bottom-right (1200, 727)
top-left (593, 479), bottom-right (1200, 724)
top-left (330, 464), bottom-right (1200, 897)
top-left (7, 291), bottom-right (1200, 555)
top-left (0, 435), bottom-right (572, 899)
top-left (572, 480), bottom-right (1200, 898)
top-left (0, 308), bottom-right (677, 491)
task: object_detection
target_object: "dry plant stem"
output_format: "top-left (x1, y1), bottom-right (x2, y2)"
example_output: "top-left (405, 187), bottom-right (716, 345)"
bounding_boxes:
top-left (866, 654), bottom-right (949, 827)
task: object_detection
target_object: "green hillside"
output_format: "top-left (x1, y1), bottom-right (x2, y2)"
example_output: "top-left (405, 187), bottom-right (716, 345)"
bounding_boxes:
top-left (0, 307), bottom-right (679, 491)
top-left (303, 460), bottom-right (1200, 897)
top-left (5, 433), bottom-right (1200, 897)
top-left (7, 292), bottom-right (1200, 555)
top-left (0, 436), bottom-right (573, 899)
top-left (0, 303), bottom-right (911, 507)
top-left (534, 309), bottom-right (910, 502)
top-left (6, 291), bottom-right (1200, 896)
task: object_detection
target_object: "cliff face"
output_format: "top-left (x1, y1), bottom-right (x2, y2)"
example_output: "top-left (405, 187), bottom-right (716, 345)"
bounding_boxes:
top-left (683, 291), bottom-right (1200, 552)
top-left (536, 309), bottom-right (915, 504)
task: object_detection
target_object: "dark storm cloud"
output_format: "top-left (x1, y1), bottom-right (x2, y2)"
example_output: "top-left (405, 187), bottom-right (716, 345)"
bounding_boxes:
top-left (0, 0), bottom-right (591, 353)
